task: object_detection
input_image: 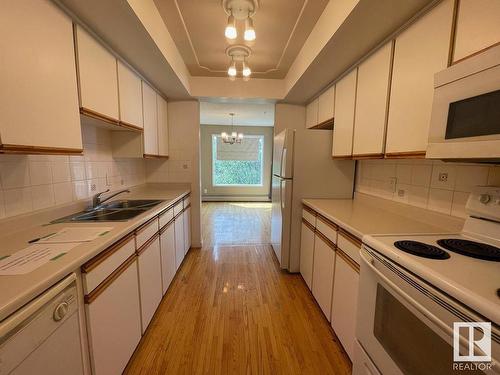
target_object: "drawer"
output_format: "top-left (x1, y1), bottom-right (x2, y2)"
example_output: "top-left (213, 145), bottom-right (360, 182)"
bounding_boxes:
top-left (159, 206), bottom-right (174, 229)
top-left (302, 208), bottom-right (316, 227)
top-left (183, 194), bottom-right (191, 208)
top-left (316, 215), bottom-right (338, 245)
top-left (337, 229), bottom-right (362, 264)
top-left (81, 233), bottom-right (136, 294)
top-left (135, 217), bottom-right (159, 249)
top-left (173, 201), bottom-right (183, 216)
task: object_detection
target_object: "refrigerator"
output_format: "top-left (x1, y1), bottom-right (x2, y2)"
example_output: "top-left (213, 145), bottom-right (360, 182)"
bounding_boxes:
top-left (271, 105), bottom-right (355, 272)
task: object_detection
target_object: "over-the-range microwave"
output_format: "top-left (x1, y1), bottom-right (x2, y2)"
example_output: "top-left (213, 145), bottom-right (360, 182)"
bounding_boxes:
top-left (427, 44), bottom-right (500, 161)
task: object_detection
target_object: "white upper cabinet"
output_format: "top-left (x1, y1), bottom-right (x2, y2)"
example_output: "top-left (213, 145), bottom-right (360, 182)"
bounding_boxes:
top-left (318, 86), bottom-right (335, 126)
top-left (0, 0), bottom-right (82, 154)
top-left (305, 98), bottom-right (319, 129)
top-left (142, 81), bottom-right (159, 156)
top-left (117, 60), bottom-right (143, 130)
top-left (452, 0), bottom-right (500, 63)
top-left (332, 69), bottom-right (358, 158)
top-left (352, 42), bottom-right (393, 157)
top-left (157, 95), bottom-right (169, 157)
top-left (385, 0), bottom-right (454, 156)
top-left (76, 25), bottom-right (119, 122)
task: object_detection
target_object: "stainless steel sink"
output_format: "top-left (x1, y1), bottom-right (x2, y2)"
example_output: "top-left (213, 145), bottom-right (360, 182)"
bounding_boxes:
top-left (52, 200), bottom-right (164, 223)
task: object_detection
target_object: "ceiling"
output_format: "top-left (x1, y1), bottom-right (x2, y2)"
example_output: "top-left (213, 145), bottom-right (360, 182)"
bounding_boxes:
top-left (200, 101), bottom-right (274, 126)
top-left (153, 0), bottom-right (328, 79)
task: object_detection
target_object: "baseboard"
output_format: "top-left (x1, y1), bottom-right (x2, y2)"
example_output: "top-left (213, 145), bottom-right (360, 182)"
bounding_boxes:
top-left (202, 195), bottom-right (271, 202)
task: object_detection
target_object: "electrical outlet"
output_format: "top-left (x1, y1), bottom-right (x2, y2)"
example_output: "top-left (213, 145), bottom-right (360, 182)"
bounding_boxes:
top-left (438, 172), bottom-right (448, 182)
top-left (388, 177), bottom-right (397, 193)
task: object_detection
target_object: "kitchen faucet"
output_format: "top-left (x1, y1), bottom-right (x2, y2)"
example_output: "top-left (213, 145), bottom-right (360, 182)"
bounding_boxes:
top-left (92, 189), bottom-right (130, 208)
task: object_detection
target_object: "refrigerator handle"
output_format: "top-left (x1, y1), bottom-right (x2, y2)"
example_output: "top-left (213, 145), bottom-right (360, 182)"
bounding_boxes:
top-left (280, 180), bottom-right (286, 210)
top-left (281, 148), bottom-right (287, 177)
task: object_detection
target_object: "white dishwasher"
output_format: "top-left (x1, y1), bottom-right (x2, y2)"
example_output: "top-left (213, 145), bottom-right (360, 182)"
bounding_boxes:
top-left (0, 274), bottom-right (85, 375)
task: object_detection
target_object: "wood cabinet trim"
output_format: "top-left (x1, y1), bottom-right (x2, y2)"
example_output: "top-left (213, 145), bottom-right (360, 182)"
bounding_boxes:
top-left (136, 232), bottom-right (160, 256)
top-left (0, 144), bottom-right (83, 155)
top-left (81, 232), bottom-right (135, 273)
top-left (143, 154), bottom-right (169, 159)
top-left (135, 217), bottom-right (158, 235)
top-left (331, 155), bottom-right (353, 160)
top-left (302, 217), bottom-right (316, 232)
top-left (159, 218), bottom-right (175, 234)
top-left (315, 230), bottom-right (336, 251)
top-left (310, 117), bottom-right (334, 130)
top-left (336, 248), bottom-right (360, 273)
top-left (80, 107), bottom-right (119, 126)
top-left (338, 228), bottom-right (362, 248)
top-left (352, 153), bottom-right (384, 160)
top-left (384, 151), bottom-right (426, 159)
top-left (451, 41), bottom-right (500, 65)
top-left (84, 254), bottom-right (136, 304)
top-left (119, 120), bottom-right (143, 133)
top-left (317, 214), bottom-right (339, 231)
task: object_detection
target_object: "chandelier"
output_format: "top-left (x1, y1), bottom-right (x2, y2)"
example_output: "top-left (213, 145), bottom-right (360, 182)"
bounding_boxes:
top-left (221, 113), bottom-right (244, 144)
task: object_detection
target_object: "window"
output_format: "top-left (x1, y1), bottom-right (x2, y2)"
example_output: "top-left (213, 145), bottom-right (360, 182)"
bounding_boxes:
top-left (212, 134), bottom-right (264, 186)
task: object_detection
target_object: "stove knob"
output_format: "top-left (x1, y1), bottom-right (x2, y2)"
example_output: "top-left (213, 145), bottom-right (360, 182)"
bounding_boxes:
top-left (479, 194), bottom-right (491, 204)
top-left (53, 301), bottom-right (69, 321)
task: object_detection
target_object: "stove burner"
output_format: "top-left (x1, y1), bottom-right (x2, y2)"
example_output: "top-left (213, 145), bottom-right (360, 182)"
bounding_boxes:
top-left (437, 239), bottom-right (500, 262)
top-left (394, 240), bottom-right (450, 260)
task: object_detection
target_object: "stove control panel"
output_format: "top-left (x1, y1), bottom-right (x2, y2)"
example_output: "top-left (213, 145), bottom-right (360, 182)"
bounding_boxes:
top-left (466, 186), bottom-right (500, 222)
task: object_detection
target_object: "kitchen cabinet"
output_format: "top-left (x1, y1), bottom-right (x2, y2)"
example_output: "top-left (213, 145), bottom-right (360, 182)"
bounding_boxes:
top-left (385, 0), bottom-right (454, 157)
top-left (305, 98), bottom-right (319, 129)
top-left (84, 257), bottom-right (142, 375)
top-left (157, 95), bottom-right (169, 157)
top-left (117, 60), bottom-right (143, 130)
top-left (317, 86), bottom-right (335, 128)
top-left (174, 203), bottom-right (185, 270)
top-left (300, 220), bottom-right (315, 290)
top-left (75, 25), bottom-right (120, 124)
top-left (452, 0), bottom-right (500, 63)
top-left (312, 233), bottom-right (335, 321)
top-left (352, 42), bottom-right (393, 158)
top-left (330, 251), bottom-right (360, 360)
top-left (142, 81), bottom-right (159, 157)
top-left (0, 0), bottom-right (82, 155)
top-left (160, 219), bottom-right (176, 294)
top-left (183, 205), bottom-right (192, 254)
top-left (137, 235), bottom-right (163, 333)
top-left (332, 69), bottom-right (358, 158)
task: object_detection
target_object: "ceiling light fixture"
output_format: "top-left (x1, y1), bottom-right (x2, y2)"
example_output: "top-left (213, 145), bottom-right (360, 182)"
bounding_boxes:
top-left (222, 0), bottom-right (258, 40)
top-left (228, 59), bottom-right (237, 77)
top-left (221, 113), bottom-right (243, 144)
top-left (226, 44), bottom-right (252, 79)
top-left (224, 12), bottom-right (237, 39)
top-left (244, 16), bottom-right (256, 41)
top-left (242, 60), bottom-right (251, 77)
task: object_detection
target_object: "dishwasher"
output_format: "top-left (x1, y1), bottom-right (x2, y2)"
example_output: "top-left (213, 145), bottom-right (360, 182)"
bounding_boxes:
top-left (0, 273), bottom-right (85, 375)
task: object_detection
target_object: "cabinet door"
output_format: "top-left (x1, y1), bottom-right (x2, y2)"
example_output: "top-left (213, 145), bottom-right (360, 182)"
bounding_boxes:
top-left (183, 206), bottom-right (191, 254)
top-left (137, 236), bottom-right (163, 333)
top-left (300, 222), bottom-right (315, 290)
top-left (142, 81), bottom-right (159, 156)
top-left (86, 258), bottom-right (141, 375)
top-left (318, 86), bottom-right (335, 125)
top-left (157, 95), bottom-right (169, 157)
top-left (160, 223), bottom-right (176, 295)
top-left (76, 25), bottom-right (119, 121)
top-left (330, 254), bottom-right (360, 360)
top-left (453, 0), bottom-right (500, 63)
top-left (305, 98), bottom-right (319, 128)
top-left (352, 42), bottom-right (393, 157)
top-left (312, 235), bottom-right (335, 321)
top-left (0, 0), bottom-right (82, 153)
top-left (332, 69), bottom-right (358, 158)
top-left (117, 60), bottom-right (143, 129)
top-left (174, 215), bottom-right (185, 270)
top-left (385, 0), bottom-right (454, 156)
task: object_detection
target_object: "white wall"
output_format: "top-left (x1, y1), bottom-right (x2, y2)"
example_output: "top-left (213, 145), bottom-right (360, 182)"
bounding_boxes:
top-left (146, 100), bottom-right (202, 247)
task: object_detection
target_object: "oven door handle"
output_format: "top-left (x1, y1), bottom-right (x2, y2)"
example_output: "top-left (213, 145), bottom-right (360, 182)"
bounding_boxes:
top-left (361, 251), bottom-right (457, 340)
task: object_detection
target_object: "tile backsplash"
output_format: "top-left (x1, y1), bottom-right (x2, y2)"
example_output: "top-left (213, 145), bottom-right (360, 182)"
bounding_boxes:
top-left (356, 159), bottom-right (500, 218)
top-left (0, 125), bottom-right (145, 219)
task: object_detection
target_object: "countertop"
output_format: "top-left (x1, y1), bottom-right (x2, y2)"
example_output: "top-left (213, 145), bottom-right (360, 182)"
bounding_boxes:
top-left (0, 184), bottom-right (190, 321)
top-left (302, 193), bottom-right (464, 240)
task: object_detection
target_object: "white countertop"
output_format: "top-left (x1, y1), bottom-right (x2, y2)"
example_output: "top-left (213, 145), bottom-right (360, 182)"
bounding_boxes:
top-left (0, 184), bottom-right (190, 321)
top-left (302, 193), bottom-right (464, 240)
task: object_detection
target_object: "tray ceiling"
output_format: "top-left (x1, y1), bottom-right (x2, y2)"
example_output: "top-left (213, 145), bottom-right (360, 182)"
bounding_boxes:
top-left (154, 0), bottom-right (328, 79)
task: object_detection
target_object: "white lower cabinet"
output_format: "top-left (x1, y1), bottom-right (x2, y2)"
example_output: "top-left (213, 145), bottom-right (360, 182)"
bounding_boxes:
top-left (174, 214), bottom-right (185, 270)
top-left (330, 253), bottom-right (360, 359)
top-left (183, 206), bottom-right (191, 254)
top-left (137, 236), bottom-right (163, 333)
top-left (160, 221), bottom-right (176, 295)
top-left (352, 340), bottom-right (381, 375)
top-left (300, 221), bottom-right (315, 290)
top-left (85, 258), bottom-right (142, 375)
top-left (312, 234), bottom-right (335, 321)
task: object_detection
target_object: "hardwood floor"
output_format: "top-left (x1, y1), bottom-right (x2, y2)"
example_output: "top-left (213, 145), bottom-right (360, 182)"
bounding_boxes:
top-left (125, 203), bottom-right (351, 375)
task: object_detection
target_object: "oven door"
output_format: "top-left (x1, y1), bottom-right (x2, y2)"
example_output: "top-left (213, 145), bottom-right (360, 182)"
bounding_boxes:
top-left (356, 246), bottom-right (499, 375)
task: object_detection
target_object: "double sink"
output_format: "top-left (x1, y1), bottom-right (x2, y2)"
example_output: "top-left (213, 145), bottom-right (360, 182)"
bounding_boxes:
top-left (52, 200), bottom-right (164, 223)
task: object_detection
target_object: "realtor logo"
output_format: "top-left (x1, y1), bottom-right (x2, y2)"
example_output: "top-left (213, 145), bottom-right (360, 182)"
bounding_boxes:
top-left (453, 322), bottom-right (491, 362)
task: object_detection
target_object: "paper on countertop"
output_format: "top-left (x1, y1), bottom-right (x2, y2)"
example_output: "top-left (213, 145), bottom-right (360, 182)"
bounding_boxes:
top-left (36, 227), bottom-right (113, 243)
top-left (0, 243), bottom-right (80, 275)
